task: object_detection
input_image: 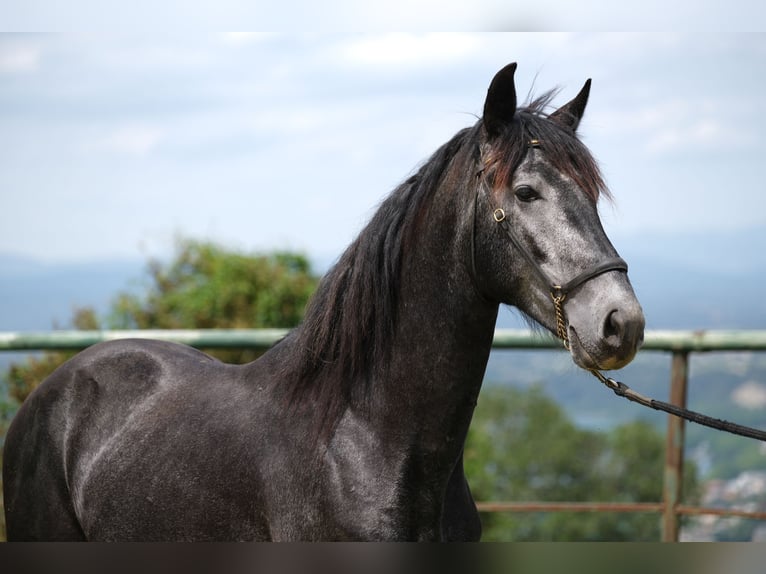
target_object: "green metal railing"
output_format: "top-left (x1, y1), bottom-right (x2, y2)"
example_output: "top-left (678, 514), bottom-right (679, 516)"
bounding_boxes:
top-left (3, 328), bottom-right (766, 541)
top-left (4, 328), bottom-right (766, 352)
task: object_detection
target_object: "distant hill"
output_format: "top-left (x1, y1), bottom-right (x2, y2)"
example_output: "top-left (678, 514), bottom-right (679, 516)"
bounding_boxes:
top-left (3, 222), bottom-right (766, 335)
top-left (3, 227), bottom-right (766, 335)
top-left (0, 254), bottom-right (145, 331)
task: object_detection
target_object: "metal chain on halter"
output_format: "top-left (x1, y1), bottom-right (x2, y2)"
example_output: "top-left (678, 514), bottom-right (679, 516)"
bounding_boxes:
top-left (551, 291), bottom-right (570, 350)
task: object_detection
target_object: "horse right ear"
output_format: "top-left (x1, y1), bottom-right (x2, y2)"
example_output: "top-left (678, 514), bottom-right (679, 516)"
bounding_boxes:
top-left (483, 62), bottom-right (518, 139)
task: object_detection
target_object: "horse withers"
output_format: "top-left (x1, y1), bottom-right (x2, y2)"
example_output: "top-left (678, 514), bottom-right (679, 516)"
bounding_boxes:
top-left (3, 62), bottom-right (644, 541)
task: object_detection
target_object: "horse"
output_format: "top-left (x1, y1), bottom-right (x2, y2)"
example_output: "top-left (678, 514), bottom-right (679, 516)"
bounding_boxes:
top-left (3, 62), bottom-right (644, 541)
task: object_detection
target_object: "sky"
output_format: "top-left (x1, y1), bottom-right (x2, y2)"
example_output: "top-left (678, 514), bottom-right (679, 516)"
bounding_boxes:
top-left (1, 33), bottom-right (766, 272)
top-left (2, 1), bottom-right (766, 32)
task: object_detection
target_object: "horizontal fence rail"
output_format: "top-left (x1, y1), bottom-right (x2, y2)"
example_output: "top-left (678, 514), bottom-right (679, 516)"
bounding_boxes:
top-left (3, 328), bottom-right (766, 541)
top-left (3, 328), bottom-right (766, 352)
top-left (0, 328), bottom-right (292, 351)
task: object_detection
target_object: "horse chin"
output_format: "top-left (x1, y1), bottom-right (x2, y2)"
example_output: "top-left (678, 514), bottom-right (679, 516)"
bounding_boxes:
top-left (568, 327), bottom-right (637, 372)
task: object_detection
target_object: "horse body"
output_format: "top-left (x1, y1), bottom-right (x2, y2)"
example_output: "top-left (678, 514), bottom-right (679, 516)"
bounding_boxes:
top-left (3, 62), bottom-right (644, 541)
top-left (5, 176), bottom-right (496, 540)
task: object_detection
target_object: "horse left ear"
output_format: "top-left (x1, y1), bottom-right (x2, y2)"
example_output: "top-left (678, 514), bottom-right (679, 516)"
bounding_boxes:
top-left (550, 79), bottom-right (592, 132)
top-left (483, 62), bottom-right (518, 139)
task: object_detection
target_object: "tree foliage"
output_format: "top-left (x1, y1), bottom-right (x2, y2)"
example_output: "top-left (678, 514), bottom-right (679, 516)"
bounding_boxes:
top-left (464, 385), bottom-right (700, 541)
top-left (110, 241), bottom-right (315, 331)
top-left (6, 307), bottom-right (100, 404)
top-left (5, 239), bottom-right (319, 404)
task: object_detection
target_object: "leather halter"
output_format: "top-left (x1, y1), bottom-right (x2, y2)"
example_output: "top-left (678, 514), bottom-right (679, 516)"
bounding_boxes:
top-left (471, 140), bottom-right (628, 348)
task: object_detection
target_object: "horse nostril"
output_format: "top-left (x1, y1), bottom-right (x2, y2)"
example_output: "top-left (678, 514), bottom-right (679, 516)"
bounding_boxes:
top-left (603, 309), bottom-right (624, 343)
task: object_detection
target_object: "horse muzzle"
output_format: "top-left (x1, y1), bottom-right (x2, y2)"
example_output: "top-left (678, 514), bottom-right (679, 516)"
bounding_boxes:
top-left (564, 278), bottom-right (646, 372)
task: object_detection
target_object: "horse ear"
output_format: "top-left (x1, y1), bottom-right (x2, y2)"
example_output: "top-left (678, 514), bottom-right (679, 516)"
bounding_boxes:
top-left (550, 79), bottom-right (591, 132)
top-left (483, 62), bottom-right (518, 138)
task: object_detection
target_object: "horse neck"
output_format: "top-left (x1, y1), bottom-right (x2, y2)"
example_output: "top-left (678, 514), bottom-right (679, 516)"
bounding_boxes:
top-left (271, 134), bottom-right (500, 456)
top-left (372, 179), bottom-right (499, 454)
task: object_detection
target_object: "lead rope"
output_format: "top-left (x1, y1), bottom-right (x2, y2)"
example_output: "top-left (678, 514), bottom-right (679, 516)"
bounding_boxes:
top-left (589, 368), bottom-right (766, 442)
top-left (552, 303), bottom-right (766, 442)
top-left (540, 210), bottom-right (766, 442)
top-left (540, 219), bottom-right (766, 441)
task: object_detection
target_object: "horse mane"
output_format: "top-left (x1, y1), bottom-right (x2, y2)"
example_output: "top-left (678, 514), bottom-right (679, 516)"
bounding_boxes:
top-left (278, 126), bottom-right (477, 433)
top-left (277, 90), bottom-right (609, 437)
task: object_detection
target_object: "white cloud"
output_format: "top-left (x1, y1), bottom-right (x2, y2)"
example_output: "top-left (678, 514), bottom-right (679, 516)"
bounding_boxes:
top-left (646, 118), bottom-right (728, 154)
top-left (337, 33), bottom-right (481, 68)
top-left (99, 125), bottom-right (165, 156)
top-left (0, 43), bottom-right (42, 73)
top-left (220, 32), bottom-right (275, 46)
top-left (596, 98), bottom-right (758, 156)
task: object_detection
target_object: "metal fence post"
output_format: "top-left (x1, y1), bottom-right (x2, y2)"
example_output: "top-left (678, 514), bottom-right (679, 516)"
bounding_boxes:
top-left (662, 350), bottom-right (689, 542)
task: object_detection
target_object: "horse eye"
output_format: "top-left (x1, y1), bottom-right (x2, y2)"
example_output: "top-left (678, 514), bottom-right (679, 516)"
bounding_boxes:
top-left (514, 186), bottom-right (539, 203)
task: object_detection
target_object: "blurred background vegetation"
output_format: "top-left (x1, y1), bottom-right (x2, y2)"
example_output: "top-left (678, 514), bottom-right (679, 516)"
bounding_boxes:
top-left (0, 237), bottom-right (699, 541)
top-left (465, 386), bottom-right (699, 540)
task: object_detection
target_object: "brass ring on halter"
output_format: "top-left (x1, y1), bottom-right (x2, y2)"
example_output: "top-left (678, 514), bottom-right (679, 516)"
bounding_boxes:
top-left (493, 208), bottom-right (506, 222)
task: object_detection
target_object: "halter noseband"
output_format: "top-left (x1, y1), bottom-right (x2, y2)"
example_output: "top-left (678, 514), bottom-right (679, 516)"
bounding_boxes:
top-left (473, 139), bottom-right (628, 349)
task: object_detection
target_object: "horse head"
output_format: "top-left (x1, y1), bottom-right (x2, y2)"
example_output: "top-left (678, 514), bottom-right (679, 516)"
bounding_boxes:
top-left (474, 63), bottom-right (645, 371)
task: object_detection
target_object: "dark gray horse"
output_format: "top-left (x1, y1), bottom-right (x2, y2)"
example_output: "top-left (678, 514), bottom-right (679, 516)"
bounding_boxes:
top-left (3, 62), bottom-right (644, 541)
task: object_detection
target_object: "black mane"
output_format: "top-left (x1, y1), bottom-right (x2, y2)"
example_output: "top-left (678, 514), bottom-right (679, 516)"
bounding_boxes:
top-left (279, 126), bottom-right (476, 431)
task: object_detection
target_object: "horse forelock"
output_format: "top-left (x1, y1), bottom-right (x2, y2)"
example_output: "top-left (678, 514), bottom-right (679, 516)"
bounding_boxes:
top-left (484, 90), bottom-right (610, 204)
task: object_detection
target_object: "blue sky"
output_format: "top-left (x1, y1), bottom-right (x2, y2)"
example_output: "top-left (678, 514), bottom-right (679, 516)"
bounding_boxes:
top-left (1, 33), bottom-right (766, 271)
